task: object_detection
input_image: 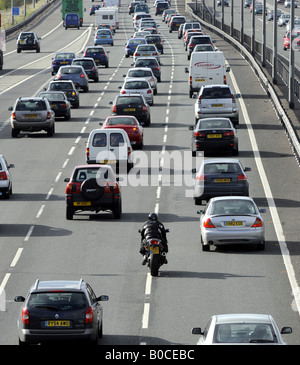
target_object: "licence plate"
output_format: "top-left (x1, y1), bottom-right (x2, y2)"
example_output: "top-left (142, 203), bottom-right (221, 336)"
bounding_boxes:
top-left (124, 108), bottom-right (136, 112)
top-left (51, 104), bottom-right (58, 108)
top-left (207, 134), bottom-right (222, 138)
top-left (73, 201), bottom-right (91, 206)
top-left (100, 36), bottom-right (106, 38)
top-left (143, 54), bottom-right (150, 56)
top-left (224, 221), bottom-right (243, 226)
top-left (214, 178), bottom-right (230, 182)
top-left (25, 114), bottom-right (38, 118)
top-left (60, 61), bottom-right (69, 64)
top-left (100, 160), bottom-right (116, 164)
top-left (45, 320), bottom-right (70, 327)
top-left (195, 78), bottom-right (205, 82)
top-left (150, 246), bottom-right (159, 254)
top-left (211, 104), bottom-right (224, 107)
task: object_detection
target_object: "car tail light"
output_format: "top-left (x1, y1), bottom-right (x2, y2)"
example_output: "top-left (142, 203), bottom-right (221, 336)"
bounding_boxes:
top-left (189, 43), bottom-right (194, 47)
top-left (203, 218), bottom-right (215, 228)
top-left (153, 52), bottom-right (158, 56)
top-left (196, 174), bottom-right (205, 181)
top-left (65, 183), bottom-right (78, 194)
top-left (11, 112), bottom-right (16, 120)
top-left (194, 131), bottom-right (205, 137)
top-left (61, 103), bottom-right (67, 109)
top-left (56, 74), bottom-right (62, 79)
top-left (112, 105), bottom-right (117, 113)
top-left (232, 94), bottom-right (236, 103)
top-left (223, 131), bottom-right (234, 137)
top-left (0, 171), bottom-right (7, 180)
top-left (237, 174), bottom-right (247, 180)
top-left (80, 73), bottom-right (85, 78)
top-left (198, 95), bottom-right (202, 102)
top-left (189, 76), bottom-right (192, 85)
top-left (83, 51), bottom-right (87, 57)
top-left (85, 306), bottom-right (93, 324)
top-left (252, 218), bottom-right (263, 227)
top-left (154, 66), bottom-right (160, 70)
top-left (147, 89), bottom-right (152, 94)
top-left (224, 75), bottom-right (227, 84)
top-left (120, 90), bottom-right (126, 94)
top-left (46, 112), bottom-right (52, 119)
top-left (150, 239), bottom-right (159, 245)
top-left (135, 52), bottom-right (140, 56)
top-left (86, 147), bottom-right (90, 158)
top-left (142, 105), bottom-right (148, 111)
top-left (22, 308), bottom-right (29, 325)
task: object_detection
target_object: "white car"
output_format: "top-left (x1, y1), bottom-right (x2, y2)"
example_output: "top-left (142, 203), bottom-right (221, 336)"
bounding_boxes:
top-left (124, 67), bottom-right (158, 94)
top-left (286, 18), bottom-right (300, 31)
top-left (192, 314), bottom-right (292, 344)
top-left (133, 44), bottom-right (160, 63)
top-left (0, 155), bottom-right (14, 199)
top-left (197, 196), bottom-right (266, 251)
top-left (278, 13), bottom-right (291, 26)
top-left (119, 77), bottom-right (154, 105)
top-left (284, 0), bottom-right (298, 7)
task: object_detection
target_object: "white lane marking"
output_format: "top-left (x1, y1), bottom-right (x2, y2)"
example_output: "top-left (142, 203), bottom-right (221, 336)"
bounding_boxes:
top-left (10, 248), bottom-right (24, 267)
top-left (24, 226), bottom-right (34, 242)
top-left (36, 204), bottom-right (45, 219)
top-left (142, 303), bottom-right (150, 329)
top-left (230, 70), bottom-right (300, 315)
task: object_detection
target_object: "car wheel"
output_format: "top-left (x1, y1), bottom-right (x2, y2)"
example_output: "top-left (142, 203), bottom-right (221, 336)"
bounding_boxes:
top-left (232, 146), bottom-right (239, 156)
top-left (36, 47), bottom-right (40, 53)
top-left (257, 240), bottom-right (265, 250)
top-left (11, 129), bottom-right (19, 138)
top-left (105, 63), bottom-right (109, 68)
top-left (17, 48), bottom-right (21, 53)
top-left (74, 101), bottom-right (79, 109)
top-left (66, 207), bottom-right (74, 220)
top-left (64, 112), bottom-right (71, 121)
top-left (154, 88), bottom-right (157, 95)
top-left (47, 125), bottom-right (54, 137)
top-left (94, 77), bottom-right (99, 82)
top-left (84, 86), bottom-right (89, 93)
top-left (201, 235), bottom-right (210, 251)
top-left (113, 200), bottom-right (122, 219)
top-left (157, 76), bottom-right (161, 82)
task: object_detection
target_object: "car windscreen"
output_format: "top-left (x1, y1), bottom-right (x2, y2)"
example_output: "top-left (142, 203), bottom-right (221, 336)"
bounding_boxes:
top-left (202, 87), bottom-right (232, 99)
top-left (16, 100), bottom-right (47, 111)
top-left (74, 166), bottom-right (115, 182)
top-left (39, 93), bottom-right (65, 101)
top-left (117, 96), bottom-right (143, 105)
top-left (27, 292), bottom-right (88, 311)
top-left (210, 200), bottom-right (257, 216)
top-left (106, 117), bottom-right (136, 125)
top-left (60, 67), bottom-right (82, 74)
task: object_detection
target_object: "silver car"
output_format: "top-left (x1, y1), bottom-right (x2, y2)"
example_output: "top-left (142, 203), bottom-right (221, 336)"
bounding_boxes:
top-left (0, 155), bottom-right (14, 199)
top-left (9, 97), bottom-right (55, 137)
top-left (278, 13), bottom-right (290, 26)
top-left (124, 67), bottom-right (158, 94)
top-left (133, 44), bottom-right (160, 64)
top-left (197, 196), bottom-right (266, 251)
top-left (119, 78), bottom-right (154, 105)
top-left (192, 314), bottom-right (292, 344)
top-left (194, 84), bottom-right (239, 126)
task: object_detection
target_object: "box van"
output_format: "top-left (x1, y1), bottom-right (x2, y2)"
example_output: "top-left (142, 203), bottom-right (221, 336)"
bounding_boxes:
top-left (65, 13), bottom-right (80, 30)
top-left (186, 51), bottom-right (230, 98)
top-left (86, 128), bottom-right (133, 172)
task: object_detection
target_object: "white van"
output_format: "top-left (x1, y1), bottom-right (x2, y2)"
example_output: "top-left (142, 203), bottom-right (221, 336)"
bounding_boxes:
top-left (86, 128), bottom-right (133, 172)
top-left (186, 51), bottom-right (230, 98)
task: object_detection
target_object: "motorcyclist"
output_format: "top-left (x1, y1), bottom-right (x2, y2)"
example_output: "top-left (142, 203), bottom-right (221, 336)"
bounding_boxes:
top-left (140, 212), bottom-right (168, 265)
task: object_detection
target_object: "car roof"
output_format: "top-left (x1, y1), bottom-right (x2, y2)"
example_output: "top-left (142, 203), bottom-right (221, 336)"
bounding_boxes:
top-left (214, 314), bottom-right (273, 324)
top-left (203, 158), bottom-right (240, 164)
top-left (210, 196), bottom-right (254, 203)
top-left (31, 279), bottom-right (85, 292)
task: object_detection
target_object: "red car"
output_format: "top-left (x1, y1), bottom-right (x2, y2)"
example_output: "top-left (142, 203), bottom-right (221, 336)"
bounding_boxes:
top-left (101, 115), bottom-right (144, 149)
top-left (283, 30), bottom-right (300, 50)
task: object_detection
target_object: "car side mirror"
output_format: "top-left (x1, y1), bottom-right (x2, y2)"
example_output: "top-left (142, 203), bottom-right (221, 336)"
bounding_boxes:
top-left (244, 167), bottom-right (251, 172)
top-left (192, 94), bottom-right (197, 99)
top-left (197, 210), bottom-right (204, 214)
top-left (184, 67), bottom-right (189, 73)
top-left (188, 126), bottom-right (194, 130)
top-left (8, 107), bottom-right (13, 111)
top-left (192, 327), bottom-right (203, 335)
top-left (14, 296), bottom-right (25, 302)
top-left (97, 295), bottom-right (109, 302)
top-left (281, 327), bottom-right (292, 334)
top-left (8, 164), bottom-right (15, 168)
top-left (235, 93), bottom-right (241, 98)
top-left (259, 209), bottom-right (266, 213)
top-left (192, 168), bottom-right (196, 173)
top-left (64, 178), bottom-right (70, 182)
top-left (226, 65), bottom-right (230, 72)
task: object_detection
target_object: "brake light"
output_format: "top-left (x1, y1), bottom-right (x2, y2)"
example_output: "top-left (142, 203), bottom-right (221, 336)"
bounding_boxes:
top-left (223, 131), bottom-right (234, 137)
top-left (252, 218), bottom-right (263, 227)
top-left (46, 112), bottom-right (51, 119)
top-left (203, 218), bottom-right (215, 228)
top-left (80, 73), bottom-right (85, 78)
top-left (224, 75), bottom-right (227, 84)
top-left (198, 95), bottom-right (202, 102)
top-left (232, 94), bottom-right (236, 103)
top-left (147, 89), bottom-right (152, 94)
top-left (85, 307), bottom-right (93, 324)
top-left (112, 105), bottom-right (117, 113)
top-left (0, 172), bottom-right (7, 180)
top-left (22, 308), bottom-right (29, 325)
top-left (196, 174), bottom-right (205, 181)
top-left (61, 103), bottom-right (67, 109)
top-left (153, 52), bottom-right (158, 56)
top-left (86, 147), bottom-right (90, 158)
top-left (150, 239), bottom-right (159, 244)
top-left (120, 90), bottom-right (126, 94)
top-left (56, 74), bottom-right (62, 79)
top-left (142, 105), bottom-right (148, 111)
top-left (194, 131), bottom-right (205, 137)
top-left (237, 174), bottom-right (247, 180)
top-left (154, 66), bottom-right (160, 70)
top-left (65, 183), bottom-right (78, 194)
top-left (135, 53), bottom-right (140, 56)
top-left (189, 43), bottom-right (195, 47)
top-left (11, 112), bottom-right (16, 120)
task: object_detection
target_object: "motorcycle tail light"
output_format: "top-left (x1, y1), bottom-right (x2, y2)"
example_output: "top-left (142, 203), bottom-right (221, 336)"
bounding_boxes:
top-left (150, 239), bottom-right (159, 245)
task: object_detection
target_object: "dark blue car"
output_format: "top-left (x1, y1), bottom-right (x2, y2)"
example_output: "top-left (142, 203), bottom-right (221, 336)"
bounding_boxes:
top-left (83, 46), bottom-right (109, 68)
top-left (125, 38), bottom-right (147, 58)
top-left (51, 52), bottom-right (76, 75)
top-left (65, 13), bottom-right (80, 29)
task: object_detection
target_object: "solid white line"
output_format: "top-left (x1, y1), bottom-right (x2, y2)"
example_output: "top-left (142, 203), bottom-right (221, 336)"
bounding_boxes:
top-left (10, 248), bottom-right (23, 267)
top-left (230, 70), bottom-right (300, 315)
top-left (142, 303), bottom-right (150, 329)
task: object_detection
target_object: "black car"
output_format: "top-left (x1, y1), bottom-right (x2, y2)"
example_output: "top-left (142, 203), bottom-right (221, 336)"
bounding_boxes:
top-left (155, 1), bottom-right (169, 15)
top-left (72, 57), bottom-right (99, 82)
top-left (129, 1), bottom-right (141, 14)
top-left (38, 91), bottom-right (72, 120)
top-left (145, 35), bottom-right (164, 54)
top-left (83, 46), bottom-right (109, 68)
top-left (17, 32), bottom-right (41, 53)
top-left (189, 118), bottom-right (239, 156)
top-left (169, 16), bottom-right (186, 32)
top-left (111, 94), bottom-right (151, 126)
top-left (65, 164), bottom-right (122, 219)
top-left (46, 80), bottom-right (80, 108)
top-left (14, 279), bottom-right (109, 345)
top-left (133, 57), bottom-right (161, 82)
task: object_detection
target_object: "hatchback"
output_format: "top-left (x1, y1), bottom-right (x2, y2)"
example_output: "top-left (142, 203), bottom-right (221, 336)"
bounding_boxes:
top-left (14, 279), bottom-right (109, 345)
top-left (133, 56), bottom-right (161, 82)
top-left (124, 67), bottom-right (157, 94)
top-left (101, 115), bottom-right (144, 149)
top-left (138, 19), bottom-right (158, 30)
top-left (189, 117), bottom-right (238, 156)
top-left (125, 37), bottom-right (147, 57)
top-left (162, 9), bottom-right (177, 22)
top-left (94, 29), bottom-right (114, 46)
top-left (155, 1), bottom-right (169, 15)
top-left (193, 158), bottom-right (251, 205)
top-left (0, 155), bottom-right (14, 199)
top-left (38, 91), bottom-right (71, 120)
top-left (119, 78), bottom-right (154, 105)
top-left (133, 44), bottom-right (160, 63)
top-left (65, 165), bottom-right (122, 219)
top-left (169, 16), bottom-right (186, 32)
top-left (192, 314), bottom-right (292, 344)
top-left (51, 52), bottom-right (76, 75)
top-left (46, 80), bottom-right (80, 108)
top-left (129, 1), bottom-right (142, 14)
top-left (9, 97), bottom-right (55, 137)
top-left (197, 196), bottom-right (266, 251)
top-left (110, 94), bottom-right (151, 126)
top-left (72, 57), bottom-right (99, 82)
top-left (83, 46), bottom-right (109, 67)
top-left (181, 22), bottom-right (202, 38)
top-left (16, 32), bottom-right (41, 53)
top-left (194, 84), bottom-right (239, 125)
top-left (54, 65), bottom-right (89, 92)
top-left (145, 34), bottom-right (164, 54)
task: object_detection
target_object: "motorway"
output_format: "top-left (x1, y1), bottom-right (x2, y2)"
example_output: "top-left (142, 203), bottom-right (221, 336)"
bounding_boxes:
top-left (0, 0), bottom-right (300, 346)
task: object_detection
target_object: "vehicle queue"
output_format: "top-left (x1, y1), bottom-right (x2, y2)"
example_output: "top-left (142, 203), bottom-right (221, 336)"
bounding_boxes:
top-left (0, 0), bottom-right (294, 345)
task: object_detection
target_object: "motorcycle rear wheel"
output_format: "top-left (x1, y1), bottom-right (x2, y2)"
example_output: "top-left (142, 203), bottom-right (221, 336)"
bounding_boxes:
top-left (150, 254), bottom-right (160, 276)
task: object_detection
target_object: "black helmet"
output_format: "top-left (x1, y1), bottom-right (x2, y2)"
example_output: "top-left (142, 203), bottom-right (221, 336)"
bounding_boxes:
top-left (148, 212), bottom-right (158, 221)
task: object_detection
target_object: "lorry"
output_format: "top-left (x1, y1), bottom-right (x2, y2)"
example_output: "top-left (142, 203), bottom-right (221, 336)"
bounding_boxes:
top-left (95, 7), bottom-right (119, 32)
top-left (62, 0), bottom-right (83, 27)
top-left (185, 51), bottom-right (230, 98)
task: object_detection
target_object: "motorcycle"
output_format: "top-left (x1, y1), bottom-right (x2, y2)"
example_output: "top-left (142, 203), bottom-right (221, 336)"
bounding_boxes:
top-left (139, 229), bottom-right (170, 277)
